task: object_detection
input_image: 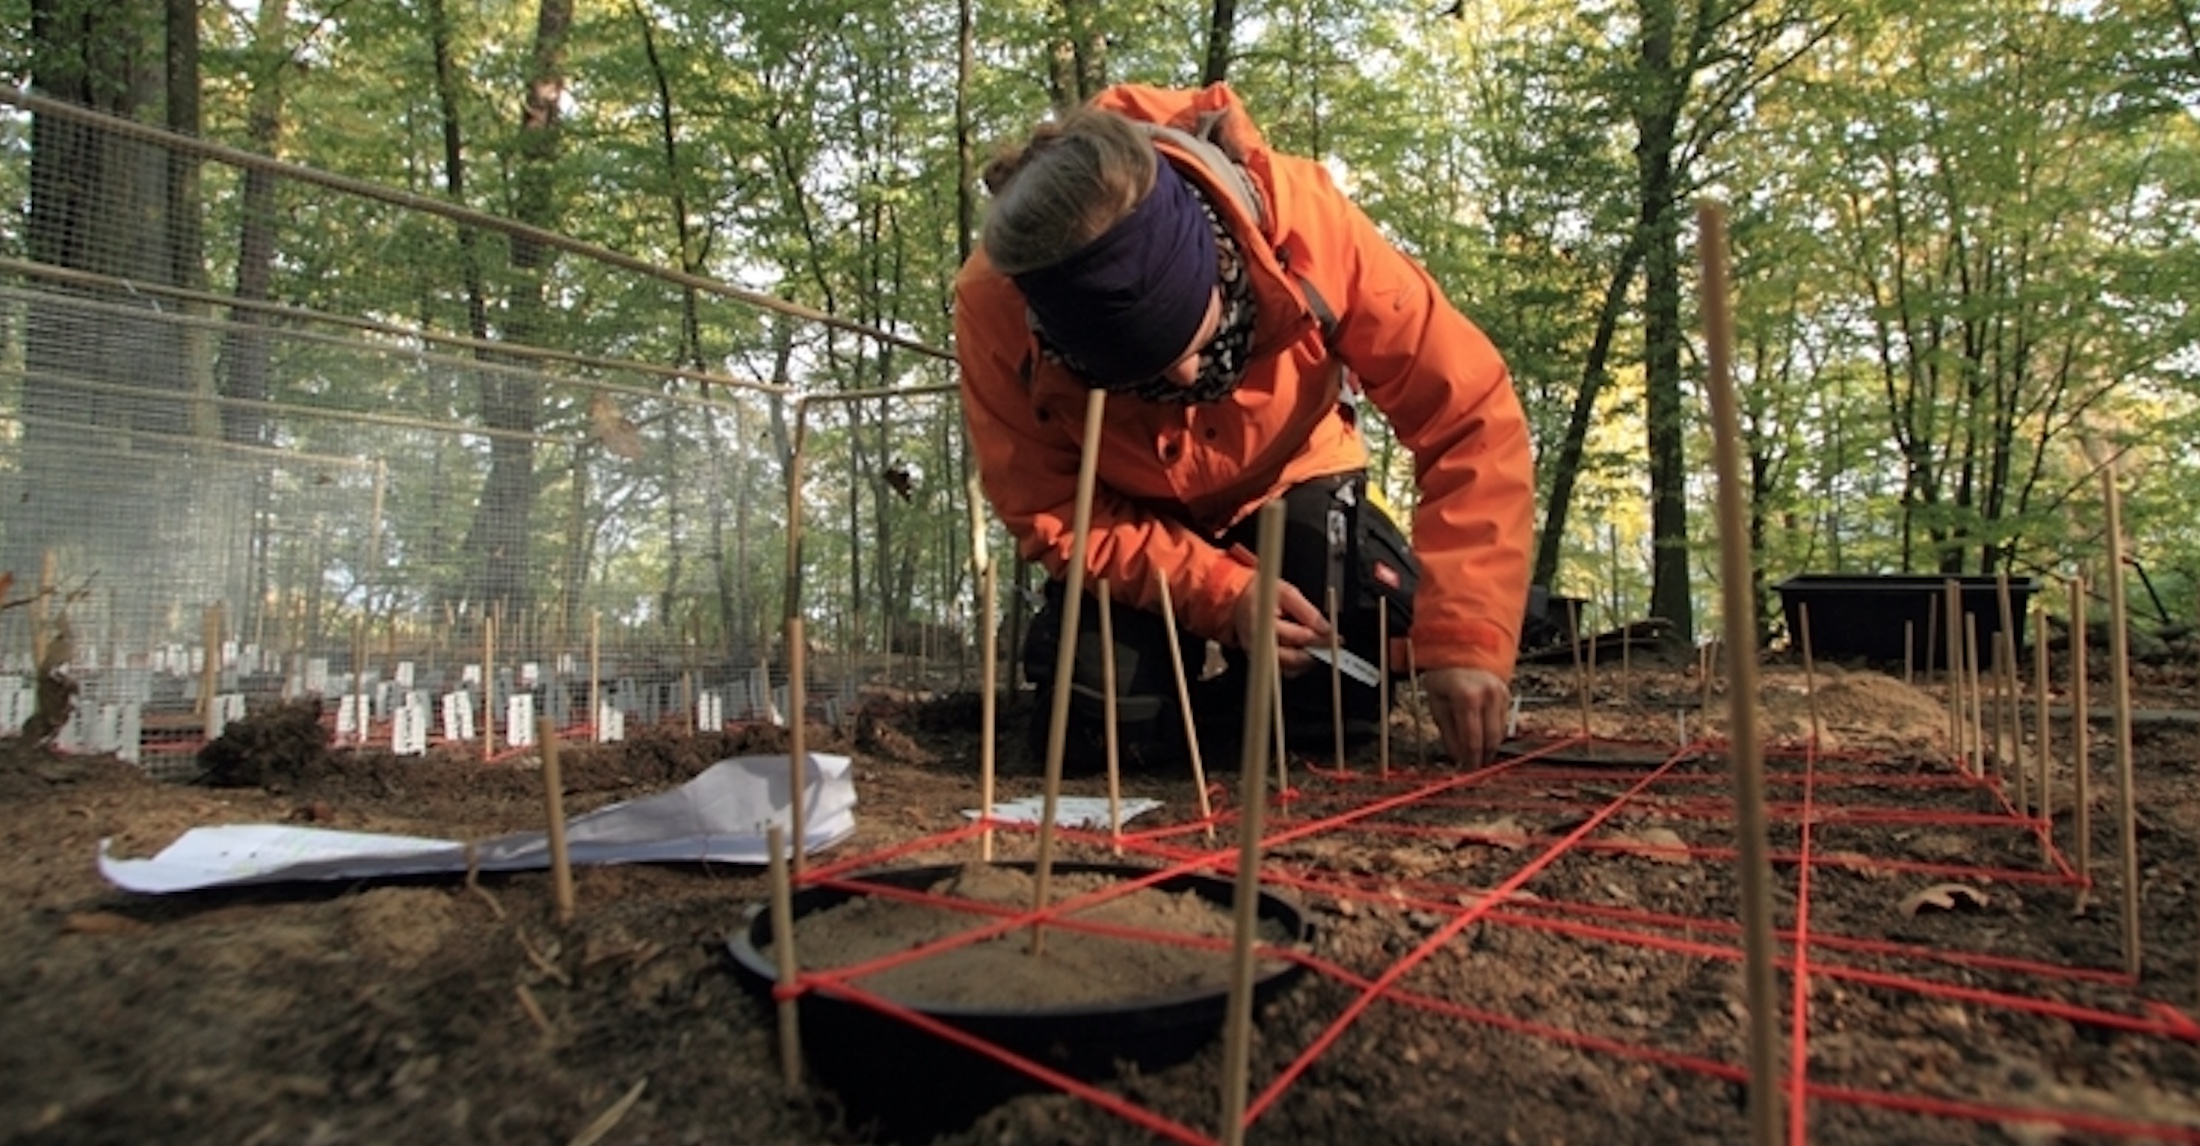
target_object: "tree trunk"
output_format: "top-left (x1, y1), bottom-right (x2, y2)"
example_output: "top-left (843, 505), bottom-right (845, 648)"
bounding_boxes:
top-left (1203, 0), bottom-right (1237, 85)
top-left (458, 0), bottom-right (571, 618)
top-left (1532, 231), bottom-right (1644, 588)
top-left (16, 0), bottom-right (194, 600)
top-left (1635, 0), bottom-right (1694, 644)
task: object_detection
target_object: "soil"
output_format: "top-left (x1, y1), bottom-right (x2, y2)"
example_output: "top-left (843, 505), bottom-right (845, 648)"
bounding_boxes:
top-left (6, 655), bottom-right (2200, 1146)
top-left (771, 865), bottom-right (1296, 1008)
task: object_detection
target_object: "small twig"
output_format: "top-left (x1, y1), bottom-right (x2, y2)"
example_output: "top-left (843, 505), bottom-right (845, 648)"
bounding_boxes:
top-left (514, 983), bottom-right (554, 1039)
top-left (517, 932), bottom-right (572, 987)
top-left (566, 1078), bottom-right (648, 1146)
top-left (464, 842), bottom-right (508, 921)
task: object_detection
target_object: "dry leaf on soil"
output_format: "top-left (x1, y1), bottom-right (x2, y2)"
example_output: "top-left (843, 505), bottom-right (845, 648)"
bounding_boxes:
top-left (1459, 817), bottom-right (1528, 851)
top-left (1899, 882), bottom-right (1989, 917)
top-left (1613, 826), bottom-right (1692, 865)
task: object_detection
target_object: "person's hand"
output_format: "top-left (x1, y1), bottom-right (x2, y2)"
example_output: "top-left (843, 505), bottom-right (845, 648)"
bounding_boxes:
top-left (1421, 667), bottom-right (1510, 765)
top-left (1233, 579), bottom-right (1331, 677)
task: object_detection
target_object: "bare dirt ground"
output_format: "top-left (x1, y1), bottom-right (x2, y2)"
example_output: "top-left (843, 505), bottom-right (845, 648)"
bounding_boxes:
top-left (6, 652), bottom-right (2200, 1146)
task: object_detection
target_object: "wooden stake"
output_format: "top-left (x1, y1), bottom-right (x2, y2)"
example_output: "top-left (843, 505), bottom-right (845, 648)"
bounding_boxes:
top-left (1620, 610), bottom-right (1631, 705)
top-left (2032, 602), bottom-right (2052, 866)
top-left (1097, 581), bottom-right (1123, 857)
top-left (1378, 597), bottom-right (1391, 779)
top-left (979, 561), bottom-right (999, 861)
top-left (1944, 579), bottom-right (1964, 764)
top-left (1031, 388), bottom-right (1108, 956)
top-left (483, 613), bottom-right (498, 761)
top-left (1219, 501), bottom-right (1285, 1146)
top-left (1154, 570), bottom-right (1215, 841)
top-left (351, 617), bottom-right (368, 748)
top-left (1326, 586), bottom-right (1346, 773)
top-left (199, 603), bottom-right (224, 739)
top-left (1924, 594), bottom-right (1939, 686)
top-left (2002, 631), bottom-right (2027, 814)
top-left (1698, 199), bottom-right (1784, 1146)
top-left (1271, 649), bottom-right (1290, 795)
top-left (765, 823), bottom-right (803, 1089)
top-left (2100, 472), bottom-right (2142, 976)
top-left (1568, 598), bottom-right (1589, 736)
top-left (1698, 637), bottom-right (1717, 723)
top-left (787, 616), bottom-right (808, 878)
top-left (537, 716), bottom-right (575, 926)
top-left (589, 611), bottom-right (602, 742)
top-left (1994, 571), bottom-right (2020, 784)
top-left (32, 550), bottom-right (54, 673)
top-left (2071, 575), bottom-right (2091, 913)
top-left (1800, 603), bottom-right (1820, 751)
top-left (1407, 639), bottom-right (1426, 769)
top-left (1904, 620), bottom-right (1915, 688)
top-left (1966, 614), bottom-right (1986, 780)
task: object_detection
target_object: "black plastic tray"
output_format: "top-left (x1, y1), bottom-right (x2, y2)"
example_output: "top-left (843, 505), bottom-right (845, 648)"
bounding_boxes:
top-left (725, 861), bottom-right (1311, 1141)
top-left (1774, 574), bottom-right (2037, 668)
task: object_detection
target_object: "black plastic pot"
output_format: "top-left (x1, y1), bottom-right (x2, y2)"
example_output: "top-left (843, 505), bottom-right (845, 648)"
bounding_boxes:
top-left (1774, 574), bottom-right (2037, 668)
top-left (725, 861), bottom-right (1311, 1142)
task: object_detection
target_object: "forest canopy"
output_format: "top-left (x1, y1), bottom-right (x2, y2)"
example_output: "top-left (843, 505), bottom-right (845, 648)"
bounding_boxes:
top-left (1, 0), bottom-right (2196, 654)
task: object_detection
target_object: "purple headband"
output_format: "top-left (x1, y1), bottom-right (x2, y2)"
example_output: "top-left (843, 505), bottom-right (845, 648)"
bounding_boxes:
top-left (1011, 159), bottom-right (1217, 386)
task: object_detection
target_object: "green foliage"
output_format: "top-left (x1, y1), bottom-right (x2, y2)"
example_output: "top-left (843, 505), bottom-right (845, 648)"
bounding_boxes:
top-left (9, 0), bottom-right (2200, 643)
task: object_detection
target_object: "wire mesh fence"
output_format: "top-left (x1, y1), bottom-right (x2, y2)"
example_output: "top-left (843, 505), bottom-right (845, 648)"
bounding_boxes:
top-left (0, 93), bottom-right (987, 776)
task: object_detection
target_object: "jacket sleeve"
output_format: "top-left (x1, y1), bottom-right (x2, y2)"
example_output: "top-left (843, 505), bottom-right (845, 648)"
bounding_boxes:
top-left (1269, 156), bottom-right (1535, 679)
top-left (953, 270), bottom-right (1257, 644)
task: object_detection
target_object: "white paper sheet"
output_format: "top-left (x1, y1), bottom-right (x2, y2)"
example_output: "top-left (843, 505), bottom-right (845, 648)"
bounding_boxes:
top-left (98, 753), bottom-right (857, 895)
top-left (963, 795), bottom-right (1162, 830)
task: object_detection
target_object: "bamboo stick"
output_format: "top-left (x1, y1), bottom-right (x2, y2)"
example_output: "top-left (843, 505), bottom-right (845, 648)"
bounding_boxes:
top-left (2072, 575), bottom-right (2091, 913)
top-left (1271, 650), bottom-right (1289, 795)
top-left (1924, 594), bottom-right (1939, 688)
top-left (1154, 570), bottom-right (1216, 841)
top-left (2100, 472), bottom-right (2142, 976)
top-left (2033, 602), bottom-right (2051, 866)
top-left (1569, 598), bottom-right (1589, 736)
top-left (483, 613), bottom-right (497, 760)
top-left (589, 611), bottom-right (601, 742)
top-left (788, 616), bottom-right (809, 878)
top-left (1407, 638), bottom-right (1427, 769)
top-left (1378, 597), bottom-right (1391, 779)
top-left (1980, 611), bottom-right (1997, 783)
top-left (1327, 586), bottom-right (1345, 773)
top-left (1953, 585), bottom-right (1971, 765)
top-left (2002, 631), bottom-right (2026, 814)
top-left (1030, 388), bottom-right (1108, 956)
top-left (1994, 571), bottom-right (2019, 785)
top-left (979, 561), bottom-right (999, 861)
top-left (765, 823), bottom-right (803, 1089)
top-left (1698, 199), bottom-right (1783, 1146)
top-left (351, 617), bottom-right (368, 747)
top-left (1800, 603), bottom-right (1820, 750)
top-left (538, 716), bottom-right (575, 926)
top-left (1219, 501), bottom-right (1285, 1146)
top-left (1904, 620), bottom-right (1915, 688)
top-left (199, 604), bottom-right (223, 738)
top-left (1097, 581), bottom-right (1122, 857)
top-left (32, 550), bottom-right (53, 674)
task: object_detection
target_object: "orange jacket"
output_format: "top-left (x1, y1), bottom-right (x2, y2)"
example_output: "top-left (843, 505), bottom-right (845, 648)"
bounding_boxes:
top-left (955, 83), bottom-right (1534, 679)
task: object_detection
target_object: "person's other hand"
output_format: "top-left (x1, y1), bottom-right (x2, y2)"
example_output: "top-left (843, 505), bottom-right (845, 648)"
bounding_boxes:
top-left (1421, 667), bottom-right (1510, 765)
top-left (1233, 580), bottom-right (1330, 677)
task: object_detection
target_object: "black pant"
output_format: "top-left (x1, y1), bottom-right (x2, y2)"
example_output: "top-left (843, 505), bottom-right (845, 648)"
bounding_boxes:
top-left (1021, 472), bottom-right (1418, 773)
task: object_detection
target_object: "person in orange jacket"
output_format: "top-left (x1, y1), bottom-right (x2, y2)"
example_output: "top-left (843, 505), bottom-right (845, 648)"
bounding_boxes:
top-left (955, 83), bottom-right (1534, 769)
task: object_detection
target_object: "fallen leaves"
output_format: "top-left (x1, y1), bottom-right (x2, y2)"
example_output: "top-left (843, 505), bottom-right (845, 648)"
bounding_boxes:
top-left (1458, 816), bottom-right (1528, 850)
top-left (1899, 882), bottom-right (1990, 917)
